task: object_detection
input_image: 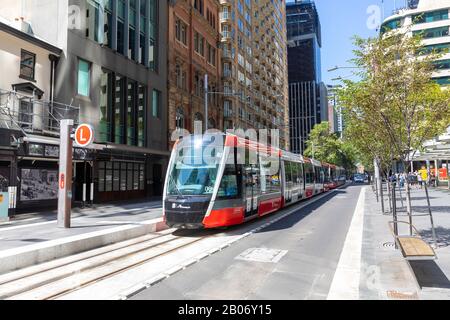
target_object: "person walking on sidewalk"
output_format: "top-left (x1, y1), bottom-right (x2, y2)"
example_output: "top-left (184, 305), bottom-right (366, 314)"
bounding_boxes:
top-left (418, 173), bottom-right (424, 189)
top-left (400, 173), bottom-right (406, 188)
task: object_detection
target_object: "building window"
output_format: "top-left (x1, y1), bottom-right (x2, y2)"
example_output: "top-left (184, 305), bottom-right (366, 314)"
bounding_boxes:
top-left (414, 26), bottom-right (449, 39)
top-left (194, 0), bottom-right (204, 15)
top-left (127, 80), bottom-right (137, 146)
top-left (114, 75), bottom-right (125, 143)
top-left (19, 98), bottom-right (33, 129)
top-left (117, 0), bottom-right (126, 54)
top-left (20, 49), bottom-right (36, 81)
top-left (129, 26), bottom-right (136, 60)
top-left (207, 43), bottom-right (216, 66)
top-left (98, 161), bottom-right (146, 193)
top-left (175, 18), bottom-right (187, 45)
top-left (77, 59), bottom-right (91, 97)
top-left (413, 9), bottom-right (449, 24)
top-left (176, 107), bottom-right (185, 129)
top-left (433, 76), bottom-right (450, 86)
top-left (149, 0), bottom-right (158, 71)
top-left (99, 69), bottom-right (112, 142)
top-left (139, 0), bottom-right (147, 65)
top-left (86, 0), bottom-right (103, 43)
top-left (194, 32), bottom-right (204, 56)
top-left (129, 0), bottom-right (137, 60)
top-left (104, 0), bottom-right (113, 47)
top-left (152, 89), bottom-right (161, 118)
top-left (137, 85), bottom-right (146, 147)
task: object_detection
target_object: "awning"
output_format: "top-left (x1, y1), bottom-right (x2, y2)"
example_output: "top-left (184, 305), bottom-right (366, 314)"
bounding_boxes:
top-left (21, 135), bottom-right (170, 157)
top-left (412, 127), bottom-right (450, 161)
top-left (11, 82), bottom-right (44, 99)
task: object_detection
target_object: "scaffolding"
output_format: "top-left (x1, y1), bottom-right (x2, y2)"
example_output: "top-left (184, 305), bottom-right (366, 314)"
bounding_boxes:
top-left (0, 89), bottom-right (80, 138)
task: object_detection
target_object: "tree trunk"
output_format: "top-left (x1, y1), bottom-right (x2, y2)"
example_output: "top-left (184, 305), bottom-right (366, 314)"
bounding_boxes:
top-left (405, 179), bottom-right (413, 236)
top-left (387, 180), bottom-right (392, 213)
top-left (380, 175), bottom-right (385, 214)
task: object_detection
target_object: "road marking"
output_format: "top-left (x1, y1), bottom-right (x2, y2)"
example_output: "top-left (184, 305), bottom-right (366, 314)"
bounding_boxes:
top-left (0, 207), bottom-right (163, 232)
top-left (327, 187), bottom-right (366, 300)
top-left (117, 187), bottom-right (347, 299)
top-left (235, 248), bottom-right (288, 263)
top-left (0, 220), bottom-right (55, 232)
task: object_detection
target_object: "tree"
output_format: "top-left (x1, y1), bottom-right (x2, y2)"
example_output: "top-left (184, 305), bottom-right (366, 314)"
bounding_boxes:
top-left (304, 122), bottom-right (357, 172)
top-left (338, 31), bottom-right (450, 225)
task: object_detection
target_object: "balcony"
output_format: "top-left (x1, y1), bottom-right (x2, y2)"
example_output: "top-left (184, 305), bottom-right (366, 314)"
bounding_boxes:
top-left (221, 31), bottom-right (234, 42)
top-left (222, 69), bottom-right (233, 79)
top-left (220, 11), bottom-right (233, 24)
top-left (222, 50), bottom-right (234, 61)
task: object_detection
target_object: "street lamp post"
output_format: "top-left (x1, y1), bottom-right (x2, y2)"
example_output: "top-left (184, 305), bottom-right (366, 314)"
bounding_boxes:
top-left (205, 74), bottom-right (209, 131)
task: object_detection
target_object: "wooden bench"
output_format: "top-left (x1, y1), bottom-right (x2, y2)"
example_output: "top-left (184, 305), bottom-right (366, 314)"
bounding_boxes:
top-left (389, 221), bottom-right (437, 290)
top-left (388, 221), bottom-right (437, 261)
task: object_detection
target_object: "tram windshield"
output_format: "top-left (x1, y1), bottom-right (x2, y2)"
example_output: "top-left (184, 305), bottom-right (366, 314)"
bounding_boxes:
top-left (166, 135), bottom-right (225, 197)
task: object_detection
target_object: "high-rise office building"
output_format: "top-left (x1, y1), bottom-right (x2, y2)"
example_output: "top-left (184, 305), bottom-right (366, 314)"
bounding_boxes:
top-left (167, 0), bottom-right (221, 140)
top-left (220, 0), bottom-right (289, 149)
top-left (0, 0), bottom-right (169, 213)
top-left (286, 0), bottom-right (327, 154)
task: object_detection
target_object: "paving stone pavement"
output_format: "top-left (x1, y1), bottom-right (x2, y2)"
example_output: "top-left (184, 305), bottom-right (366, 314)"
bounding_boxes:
top-left (360, 185), bottom-right (450, 300)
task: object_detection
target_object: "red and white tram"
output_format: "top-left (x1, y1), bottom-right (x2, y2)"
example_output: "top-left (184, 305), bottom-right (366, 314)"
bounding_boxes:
top-left (163, 133), bottom-right (346, 229)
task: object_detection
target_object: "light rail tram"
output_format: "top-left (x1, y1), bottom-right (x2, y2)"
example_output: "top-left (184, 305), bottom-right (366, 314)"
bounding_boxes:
top-left (163, 133), bottom-right (346, 229)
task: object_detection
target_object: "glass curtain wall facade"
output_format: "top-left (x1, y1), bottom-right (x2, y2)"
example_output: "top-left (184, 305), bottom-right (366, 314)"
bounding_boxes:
top-left (86, 0), bottom-right (158, 70)
top-left (381, 1), bottom-right (450, 86)
top-left (287, 0), bottom-right (325, 154)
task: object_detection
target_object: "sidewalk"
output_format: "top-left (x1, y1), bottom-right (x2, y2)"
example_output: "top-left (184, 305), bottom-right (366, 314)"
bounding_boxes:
top-left (360, 185), bottom-right (450, 300)
top-left (0, 200), bottom-right (165, 274)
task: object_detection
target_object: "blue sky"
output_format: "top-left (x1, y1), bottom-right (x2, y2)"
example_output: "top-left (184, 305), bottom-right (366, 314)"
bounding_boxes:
top-left (286, 0), bottom-right (402, 84)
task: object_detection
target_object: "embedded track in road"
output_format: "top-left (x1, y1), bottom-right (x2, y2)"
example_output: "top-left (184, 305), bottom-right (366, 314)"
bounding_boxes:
top-left (0, 228), bottom-right (216, 300)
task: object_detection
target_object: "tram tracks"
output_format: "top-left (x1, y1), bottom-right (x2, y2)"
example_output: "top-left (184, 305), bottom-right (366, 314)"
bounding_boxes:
top-left (0, 228), bottom-right (216, 300)
top-left (0, 187), bottom-right (348, 300)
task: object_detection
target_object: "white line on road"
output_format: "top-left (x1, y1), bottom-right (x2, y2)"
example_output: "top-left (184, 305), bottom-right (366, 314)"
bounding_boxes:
top-left (327, 187), bottom-right (366, 300)
top-left (116, 188), bottom-right (345, 300)
top-left (0, 220), bottom-right (56, 232)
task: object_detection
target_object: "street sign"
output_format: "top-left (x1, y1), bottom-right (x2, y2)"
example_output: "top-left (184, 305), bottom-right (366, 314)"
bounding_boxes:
top-left (74, 124), bottom-right (94, 147)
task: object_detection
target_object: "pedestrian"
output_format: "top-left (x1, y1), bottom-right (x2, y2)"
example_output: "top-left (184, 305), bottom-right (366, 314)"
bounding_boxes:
top-left (400, 173), bottom-right (405, 188)
top-left (418, 173), bottom-right (423, 189)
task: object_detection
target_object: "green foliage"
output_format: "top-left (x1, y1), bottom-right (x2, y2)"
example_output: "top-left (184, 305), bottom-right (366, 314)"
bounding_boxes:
top-left (338, 32), bottom-right (450, 172)
top-left (304, 122), bottom-right (357, 171)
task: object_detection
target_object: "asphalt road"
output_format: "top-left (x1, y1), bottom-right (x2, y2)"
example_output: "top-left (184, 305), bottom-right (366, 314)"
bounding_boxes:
top-left (132, 184), bottom-right (364, 300)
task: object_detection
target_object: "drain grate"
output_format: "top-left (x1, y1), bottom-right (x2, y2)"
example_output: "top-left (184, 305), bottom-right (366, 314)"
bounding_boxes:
top-left (383, 242), bottom-right (395, 248)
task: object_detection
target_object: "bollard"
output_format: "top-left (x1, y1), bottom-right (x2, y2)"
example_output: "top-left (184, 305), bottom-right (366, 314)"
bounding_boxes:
top-left (392, 182), bottom-right (398, 250)
top-left (424, 184), bottom-right (438, 248)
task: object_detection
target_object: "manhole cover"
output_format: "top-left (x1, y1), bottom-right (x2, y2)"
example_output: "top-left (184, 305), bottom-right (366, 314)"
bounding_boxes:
top-left (235, 248), bottom-right (288, 263)
top-left (383, 242), bottom-right (395, 248)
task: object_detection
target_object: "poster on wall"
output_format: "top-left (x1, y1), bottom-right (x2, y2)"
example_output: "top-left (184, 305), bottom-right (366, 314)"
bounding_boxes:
top-left (20, 169), bottom-right (58, 201)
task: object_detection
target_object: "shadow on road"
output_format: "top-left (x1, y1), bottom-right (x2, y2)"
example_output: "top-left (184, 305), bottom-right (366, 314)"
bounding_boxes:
top-left (420, 227), bottom-right (450, 249)
top-left (410, 260), bottom-right (450, 289)
top-left (256, 185), bottom-right (355, 234)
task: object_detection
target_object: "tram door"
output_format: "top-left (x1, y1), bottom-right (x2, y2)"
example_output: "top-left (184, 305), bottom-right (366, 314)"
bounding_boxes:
top-left (244, 165), bottom-right (260, 218)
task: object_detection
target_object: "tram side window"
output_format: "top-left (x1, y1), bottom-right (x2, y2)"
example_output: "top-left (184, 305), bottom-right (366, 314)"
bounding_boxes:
top-left (298, 163), bottom-right (304, 186)
top-left (319, 167), bottom-right (325, 184)
top-left (218, 164), bottom-right (239, 199)
top-left (260, 155), bottom-right (280, 194)
top-left (291, 162), bottom-right (299, 187)
top-left (284, 161), bottom-right (292, 185)
top-left (305, 163), bottom-right (313, 184)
